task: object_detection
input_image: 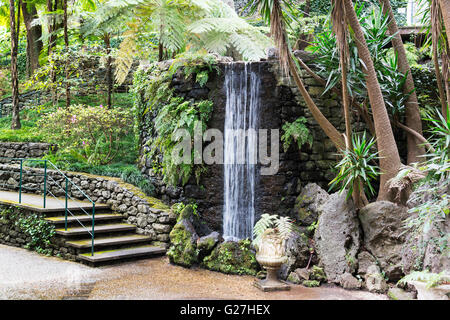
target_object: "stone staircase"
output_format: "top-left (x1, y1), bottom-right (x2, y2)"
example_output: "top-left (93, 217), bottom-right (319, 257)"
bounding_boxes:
top-left (44, 204), bottom-right (166, 266)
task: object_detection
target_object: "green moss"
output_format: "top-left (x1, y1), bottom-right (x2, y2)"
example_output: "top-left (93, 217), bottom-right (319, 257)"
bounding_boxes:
top-left (302, 280), bottom-right (321, 287)
top-left (202, 239), bottom-right (259, 276)
top-left (167, 220), bottom-right (198, 267)
top-left (310, 266), bottom-right (327, 282)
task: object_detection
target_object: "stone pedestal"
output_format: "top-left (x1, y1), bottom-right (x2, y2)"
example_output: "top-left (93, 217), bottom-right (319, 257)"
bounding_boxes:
top-left (253, 266), bottom-right (291, 292)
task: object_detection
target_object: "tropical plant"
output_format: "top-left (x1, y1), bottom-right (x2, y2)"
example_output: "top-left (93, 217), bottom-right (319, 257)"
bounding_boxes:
top-left (252, 213), bottom-right (298, 248)
top-left (343, 0), bottom-right (402, 201)
top-left (378, 0), bottom-right (425, 164)
top-left (329, 132), bottom-right (380, 208)
top-left (89, 0), bottom-right (271, 85)
top-left (280, 117), bottom-right (313, 152)
top-left (423, 107), bottom-right (450, 179)
top-left (399, 270), bottom-right (450, 289)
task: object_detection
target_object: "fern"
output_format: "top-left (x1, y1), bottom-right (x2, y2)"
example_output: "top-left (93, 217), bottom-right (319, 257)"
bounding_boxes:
top-left (252, 214), bottom-right (298, 248)
top-left (399, 270), bottom-right (450, 289)
top-left (281, 117), bottom-right (313, 152)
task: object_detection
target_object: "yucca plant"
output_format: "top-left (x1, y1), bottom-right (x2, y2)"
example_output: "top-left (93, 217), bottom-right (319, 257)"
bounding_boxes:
top-left (329, 132), bottom-right (380, 208)
top-left (252, 214), bottom-right (298, 249)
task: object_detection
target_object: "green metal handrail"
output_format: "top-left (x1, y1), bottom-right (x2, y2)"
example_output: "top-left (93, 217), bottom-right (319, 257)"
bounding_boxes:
top-left (0, 157), bottom-right (96, 256)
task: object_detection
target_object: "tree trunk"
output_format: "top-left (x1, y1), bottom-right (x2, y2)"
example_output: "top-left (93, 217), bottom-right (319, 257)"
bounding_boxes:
top-left (439, 0), bottom-right (450, 44)
top-left (63, 0), bottom-right (70, 109)
top-left (288, 56), bottom-right (345, 150)
top-left (21, 2), bottom-right (42, 78)
top-left (10, 0), bottom-right (21, 130)
top-left (380, 0), bottom-right (425, 164)
top-left (104, 33), bottom-right (113, 109)
top-left (344, 0), bottom-right (402, 201)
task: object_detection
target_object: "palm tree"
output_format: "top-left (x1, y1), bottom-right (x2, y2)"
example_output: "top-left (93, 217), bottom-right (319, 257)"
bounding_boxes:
top-left (330, 0), bottom-right (370, 207)
top-left (9, 0), bottom-right (21, 130)
top-left (438, 0), bottom-right (450, 43)
top-left (379, 0), bottom-right (425, 164)
top-left (343, 0), bottom-right (401, 201)
top-left (247, 0), bottom-right (345, 150)
top-left (430, 0), bottom-right (448, 120)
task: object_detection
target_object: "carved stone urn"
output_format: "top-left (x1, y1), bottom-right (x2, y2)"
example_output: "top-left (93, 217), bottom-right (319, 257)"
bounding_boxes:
top-left (254, 228), bottom-right (290, 292)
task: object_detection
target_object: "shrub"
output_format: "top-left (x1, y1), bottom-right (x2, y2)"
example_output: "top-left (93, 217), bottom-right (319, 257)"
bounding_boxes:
top-left (38, 104), bottom-right (134, 165)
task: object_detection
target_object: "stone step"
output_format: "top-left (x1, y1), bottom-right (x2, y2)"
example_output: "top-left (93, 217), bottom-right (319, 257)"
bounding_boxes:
top-left (66, 234), bottom-right (152, 249)
top-left (78, 245), bottom-right (166, 263)
top-left (55, 223), bottom-right (136, 236)
top-left (45, 213), bottom-right (123, 225)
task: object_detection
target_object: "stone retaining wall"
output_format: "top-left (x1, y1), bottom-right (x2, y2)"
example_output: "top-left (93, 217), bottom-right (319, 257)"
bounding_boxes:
top-left (0, 164), bottom-right (176, 245)
top-left (0, 142), bottom-right (56, 162)
top-left (0, 204), bottom-right (76, 260)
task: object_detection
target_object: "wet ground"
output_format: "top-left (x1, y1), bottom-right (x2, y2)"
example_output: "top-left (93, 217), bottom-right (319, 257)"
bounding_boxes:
top-left (0, 244), bottom-right (387, 300)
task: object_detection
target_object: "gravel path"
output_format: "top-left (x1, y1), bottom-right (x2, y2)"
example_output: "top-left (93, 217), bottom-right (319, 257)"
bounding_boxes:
top-left (0, 244), bottom-right (387, 300)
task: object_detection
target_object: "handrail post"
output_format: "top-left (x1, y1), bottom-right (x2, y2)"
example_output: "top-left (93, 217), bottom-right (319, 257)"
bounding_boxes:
top-left (19, 159), bottom-right (23, 203)
top-left (43, 160), bottom-right (47, 208)
top-left (91, 202), bottom-right (95, 257)
top-left (65, 177), bottom-right (68, 231)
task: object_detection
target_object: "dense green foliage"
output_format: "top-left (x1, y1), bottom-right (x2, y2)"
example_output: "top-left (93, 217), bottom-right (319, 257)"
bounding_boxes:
top-left (329, 132), bottom-right (380, 200)
top-left (1, 208), bottom-right (55, 255)
top-left (281, 117), bottom-right (313, 152)
top-left (133, 52), bottom-right (217, 186)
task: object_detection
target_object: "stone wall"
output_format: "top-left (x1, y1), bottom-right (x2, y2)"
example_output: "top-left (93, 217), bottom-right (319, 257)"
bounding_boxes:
top-left (138, 59), bottom-right (351, 231)
top-left (138, 56), bottom-right (407, 232)
top-left (0, 142), bottom-right (55, 162)
top-left (0, 164), bottom-right (176, 245)
top-left (0, 204), bottom-right (76, 260)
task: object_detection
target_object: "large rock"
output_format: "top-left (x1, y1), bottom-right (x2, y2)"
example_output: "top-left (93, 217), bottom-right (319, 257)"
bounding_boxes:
top-left (197, 231), bottom-right (220, 260)
top-left (167, 218), bottom-right (199, 267)
top-left (202, 240), bottom-right (259, 276)
top-left (365, 265), bottom-right (388, 293)
top-left (402, 181), bottom-right (450, 275)
top-left (401, 217), bottom-right (450, 275)
top-left (359, 201), bottom-right (413, 281)
top-left (314, 192), bottom-right (360, 283)
top-left (279, 232), bottom-right (310, 280)
top-left (294, 183), bottom-right (330, 226)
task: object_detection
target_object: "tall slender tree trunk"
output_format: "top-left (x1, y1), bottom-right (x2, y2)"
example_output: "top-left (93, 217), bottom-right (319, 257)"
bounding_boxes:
top-left (380, 0), bottom-right (425, 164)
top-left (432, 0), bottom-right (448, 120)
top-left (10, 0), bottom-right (21, 130)
top-left (21, 2), bottom-right (42, 78)
top-left (344, 0), bottom-right (402, 201)
top-left (104, 33), bottom-right (113, 109)
top-left (63, 0), bottom-right (70, 109)
top-left (439, 0), bottom-right (450, 43)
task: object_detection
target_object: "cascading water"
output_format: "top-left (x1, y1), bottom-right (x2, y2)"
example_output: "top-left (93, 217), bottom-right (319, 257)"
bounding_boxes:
top-left (223, 63), bottom-right (260, 241)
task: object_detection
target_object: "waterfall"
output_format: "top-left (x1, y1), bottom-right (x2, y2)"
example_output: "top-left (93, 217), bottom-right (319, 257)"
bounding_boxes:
top-left (223, 63), bottom-right (260, 241)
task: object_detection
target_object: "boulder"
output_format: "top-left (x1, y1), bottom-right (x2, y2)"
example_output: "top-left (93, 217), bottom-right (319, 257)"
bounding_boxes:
top-left (294, 183), bottom-right (329, 226)
top-left (279, 232), bottom-right (310, 280)
top-left (314, 192), bottom-right (360, 283)
top-left (197, 231), bottom-right (220, 259)
top-left (357, 251), bottom-right (377, 276)
top-left (359, 201), bottom-right (412, 281)
top-left (365, 265), bottom-right (388, 293)
top-left (287, 272), bottom-right (302, 284)
top-left (387, 287), bottom-right (416, 300)
top-left (167, 218), bottom-right (199, 267)
top-left (202, 240), bottom-right (259, 276)
top-left (339, 272), bottom-right (362, 290)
